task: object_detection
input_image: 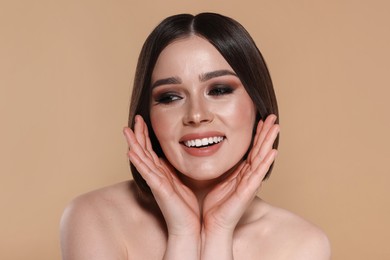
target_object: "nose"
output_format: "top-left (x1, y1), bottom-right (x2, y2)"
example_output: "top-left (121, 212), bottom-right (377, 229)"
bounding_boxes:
top-left (183, 97), bottom-right (214, 126)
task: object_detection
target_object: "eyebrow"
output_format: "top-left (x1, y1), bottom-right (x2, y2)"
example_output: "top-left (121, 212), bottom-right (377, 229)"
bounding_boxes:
top-left (151, 70), bottom-right (237, 89)
top-left (152, 77), bottom-right (182, 89)
top-left (199, 69), bottom-right (237, 82)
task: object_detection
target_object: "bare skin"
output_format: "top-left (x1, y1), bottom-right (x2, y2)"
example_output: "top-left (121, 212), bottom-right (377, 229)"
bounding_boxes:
top-left (60, 117), bottom-right (330, 259)
top-left (60, 36), bottom-right (331, 259)
top-left (60, 180), bottom-right (330, 259)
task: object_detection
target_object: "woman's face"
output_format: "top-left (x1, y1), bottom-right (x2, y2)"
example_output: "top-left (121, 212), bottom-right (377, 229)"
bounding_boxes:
top-left (150, 36), bottom-right (256, 182)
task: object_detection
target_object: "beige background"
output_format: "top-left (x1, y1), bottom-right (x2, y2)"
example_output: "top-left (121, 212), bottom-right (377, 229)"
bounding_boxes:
top-left (1, 0), bottom-right (389, 259)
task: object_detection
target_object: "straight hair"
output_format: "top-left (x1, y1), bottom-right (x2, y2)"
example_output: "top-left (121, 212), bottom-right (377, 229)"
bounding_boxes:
top-left (128, 13), bottom-right (279, 195)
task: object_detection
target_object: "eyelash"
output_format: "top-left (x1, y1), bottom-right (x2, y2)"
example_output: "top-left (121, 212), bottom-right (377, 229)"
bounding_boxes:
top-left (154, 85), bottom-right (234, 104)
top-left (208, 85), bottom-right (234, 96)
top-left (154, 92), bottom-right (182, 104)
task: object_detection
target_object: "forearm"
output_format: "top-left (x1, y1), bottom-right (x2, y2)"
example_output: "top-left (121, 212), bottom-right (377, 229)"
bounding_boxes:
top-left (163, 234), bottom-right (201, 260)
top-left (201, 229), bottom-right (234, 260)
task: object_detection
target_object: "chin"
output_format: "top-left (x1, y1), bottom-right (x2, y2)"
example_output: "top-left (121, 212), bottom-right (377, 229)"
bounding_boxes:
top-left (178, 162), bottom-right (240, 183)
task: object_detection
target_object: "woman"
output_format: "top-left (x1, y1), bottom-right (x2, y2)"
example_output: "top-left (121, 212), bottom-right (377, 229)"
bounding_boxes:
top-left (61, 13), bottom-right (330, 259)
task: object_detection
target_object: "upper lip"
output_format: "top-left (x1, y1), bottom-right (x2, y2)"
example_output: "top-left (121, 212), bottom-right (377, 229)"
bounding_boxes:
top-left (179, 131), bottom-right (225, 143)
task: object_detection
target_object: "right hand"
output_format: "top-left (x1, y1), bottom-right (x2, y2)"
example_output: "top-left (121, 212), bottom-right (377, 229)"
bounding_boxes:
top-left (123, 115), bottom-right (201, 237)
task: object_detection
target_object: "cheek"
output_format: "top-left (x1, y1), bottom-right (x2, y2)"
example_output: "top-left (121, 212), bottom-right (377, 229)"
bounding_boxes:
top-left (150, 108), bottom-right (177, 145)
top-left (150, 110), bottom-right (166, 141)
top-left (232, 98), bottom-right (256, 156)
top-left (222, 96), bottom-right (257, 157)
top-left (218, 95), bottom-right (256, 129)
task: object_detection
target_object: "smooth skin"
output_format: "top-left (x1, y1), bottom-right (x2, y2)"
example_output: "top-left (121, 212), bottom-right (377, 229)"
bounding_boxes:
top-left (126, 115), bottom-right (279, 260)
top-left (60, 36), bottom-right (331, 259)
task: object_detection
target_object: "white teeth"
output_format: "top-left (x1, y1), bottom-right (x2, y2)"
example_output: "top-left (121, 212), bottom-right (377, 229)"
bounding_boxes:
top-left (183, 136), bottom-right (224, 148)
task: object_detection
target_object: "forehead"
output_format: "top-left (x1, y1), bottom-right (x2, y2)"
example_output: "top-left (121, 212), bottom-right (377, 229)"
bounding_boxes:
top-left (152, 36), bottom-right (234, 80)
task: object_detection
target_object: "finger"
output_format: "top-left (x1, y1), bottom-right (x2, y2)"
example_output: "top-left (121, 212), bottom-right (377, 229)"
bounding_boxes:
top-left (236, 149), bottom-right (277, 200)
top-left (249, 149), bottom-right (278, 184)
top-left (225, 161), bottom-right (246, 183)
top-left (128, 149), bottom-right (162, 187)
top-left (134, 115), bottom-right (147, 150)
top-left (123, 126), bottom-right (135, 149)
top-left (158, 159), bottom-right (200, 213)
top-left (123, 126), bottom-right (140, 151)
top-left (250, 116), bottom-right (278, 164)
top-left (124, 128), bottom-right (169, 185)
top-left (247, 120), bottom-right (264, 161)
top-left (160, 159), bottom-right (193, 196)
top-left (129, 151), bottom-right (183, 208)
top-left (159, 158), bottom-right (178, 183)
top-left (256, 124), bottom-right (280, 164)
top-left (253, 119), bottom-right (264, 146)
top-left (126, 116), bottom-right (160, 165)
top-left (257, 114), bottom-right (277, 145)
top-left (125, 127), bottom-right (164, 176)
top-left (249, 115), bottom-right (277, 163)
top-left (207, 161), bottom-right (247, 204)
top-left (142, 117), bottom-right (160, 164)
top-left (207, 178), bottom-right (238, 206)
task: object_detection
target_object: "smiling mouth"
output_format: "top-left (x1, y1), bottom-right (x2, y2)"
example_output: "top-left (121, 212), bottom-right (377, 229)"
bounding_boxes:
top-left (182, 136), bottom-right (225, 148)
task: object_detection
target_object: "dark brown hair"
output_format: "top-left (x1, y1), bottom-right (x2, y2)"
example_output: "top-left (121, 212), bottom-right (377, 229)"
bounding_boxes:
top-left (128, 13), bottom-right (279, 195)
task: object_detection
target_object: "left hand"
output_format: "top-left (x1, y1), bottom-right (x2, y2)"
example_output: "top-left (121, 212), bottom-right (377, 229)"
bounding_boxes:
top-left (201, 115), bottom-right (280, 236)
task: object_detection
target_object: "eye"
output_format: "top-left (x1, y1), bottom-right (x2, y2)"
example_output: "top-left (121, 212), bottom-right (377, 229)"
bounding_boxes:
top-left (154, 92), bottom-right (182, 104)
top-left (208, 85), bottom-right (234, 96)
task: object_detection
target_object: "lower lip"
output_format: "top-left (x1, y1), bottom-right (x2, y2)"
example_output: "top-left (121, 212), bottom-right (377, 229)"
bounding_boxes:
top-left (181, 140), bottom-right (224, 157)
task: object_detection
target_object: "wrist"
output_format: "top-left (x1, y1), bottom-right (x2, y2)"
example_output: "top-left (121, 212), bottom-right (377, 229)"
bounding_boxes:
top-left (166, 223), bottom-right (201, 237)
top-left (164, 233), bottom-right (200, 260)
top-left (201, 228), bottom-right (234, 246)
top-left (202, 220), bottom-right (235, 238)
top-left (201, 227), bottom-right (234, 260)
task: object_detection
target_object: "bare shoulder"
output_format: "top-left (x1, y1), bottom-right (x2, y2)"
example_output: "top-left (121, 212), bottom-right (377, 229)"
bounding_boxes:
top-left (238, 198), bottom-right (331, 260)
top-left (265, 202), bottom-right (331, 259)
top-left (60, 181), bottom-right (140, 260)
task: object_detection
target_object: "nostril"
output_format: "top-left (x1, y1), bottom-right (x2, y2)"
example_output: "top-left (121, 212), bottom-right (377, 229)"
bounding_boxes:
top-left (183, 110), bottom-right (214, 126)
top-left (182, 98), bottom-right (215, 126)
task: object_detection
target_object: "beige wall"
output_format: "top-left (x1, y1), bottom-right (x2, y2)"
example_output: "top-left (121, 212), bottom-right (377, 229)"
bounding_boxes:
top-left (1, 0), bottom-right (389, 259)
